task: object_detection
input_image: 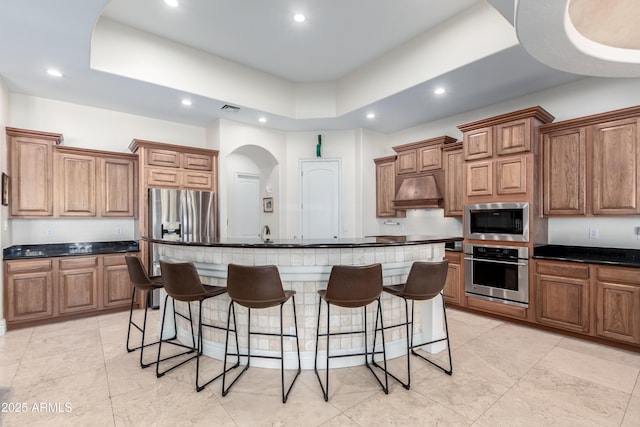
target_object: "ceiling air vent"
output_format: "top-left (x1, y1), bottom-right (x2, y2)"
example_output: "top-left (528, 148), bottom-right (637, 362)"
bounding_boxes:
top-left (221, 104), bottom-right (240, 112)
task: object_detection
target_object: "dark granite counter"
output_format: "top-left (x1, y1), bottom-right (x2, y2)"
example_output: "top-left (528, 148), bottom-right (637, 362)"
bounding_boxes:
top-left (533, 244), bottom-right (640, 268)
top-left (3, 240), bottom-right (139, 260)
top-left (142, 235), bottom-right (462, 249)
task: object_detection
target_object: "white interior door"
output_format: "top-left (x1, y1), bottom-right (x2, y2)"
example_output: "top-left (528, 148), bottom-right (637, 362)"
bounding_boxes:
top-left (301, 160), bottom-right (340, 239)
top-left (233, 173), bottom-right (260, 238)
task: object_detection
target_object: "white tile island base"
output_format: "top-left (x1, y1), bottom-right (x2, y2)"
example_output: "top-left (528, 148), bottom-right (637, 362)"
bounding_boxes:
top-left (152, 238), bottom-right (453, 370)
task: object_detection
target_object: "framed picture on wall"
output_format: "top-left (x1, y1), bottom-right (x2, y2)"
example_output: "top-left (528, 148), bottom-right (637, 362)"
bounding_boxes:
top-left (263, 197), bottom-right (273, 213)
top-left (1, 173), bottom-right (8, 206)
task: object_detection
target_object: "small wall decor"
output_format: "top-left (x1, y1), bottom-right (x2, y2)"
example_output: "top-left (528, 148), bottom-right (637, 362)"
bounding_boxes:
top-left (316, 134), bottom-right (322, 157)
top-left (1, 173), bottom-right (8, 206)
top-left (263, 197), bottom-right (273, 213)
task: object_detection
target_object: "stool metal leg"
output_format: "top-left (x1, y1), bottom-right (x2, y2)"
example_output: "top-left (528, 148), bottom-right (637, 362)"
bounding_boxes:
top-left (222, 301), bottom-right (249, 396)
top-left (409, 296), bottom-right (452, 375)
top-left (155, 295), bottom-right (199, 378)
top-left (313, 295), bottom-right (329, 401)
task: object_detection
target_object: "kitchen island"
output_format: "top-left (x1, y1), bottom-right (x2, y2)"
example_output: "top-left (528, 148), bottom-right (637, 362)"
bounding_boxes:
top-left (145, 235), bottom-right (462, 369)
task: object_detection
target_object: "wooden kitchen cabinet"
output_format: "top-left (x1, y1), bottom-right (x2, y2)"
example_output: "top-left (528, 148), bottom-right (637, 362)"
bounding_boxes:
top-left (534, 260), bottom-right (590, 333)
top-left (100, 156), bottom-right (137, 217)
top-left (55, 150), bottom-right (97, 216)
top-left (541, 106), bottom-right (640, 216)
top-left (103, 254), bottom-right (135, 308)
top-left (6, 127), bottom-right (62, 217)
top-left (443, 144), bottom-right (463, 217)
top-left (57, 256), bottom-right (99, 314)
top-left (374, 156), bottom-right (404, 218)
top-left (465, 160), bottom-right (492, 197)
top-left (595, 266), bottom-right (640, 344)
top-left (443, 251), bottom-right (462, 305)
top-left (463, 126), bottom-right (493, 160)
top-left (495, 156), bottom-right (527, 195)
top-left (495, 118), bottom-right (531, 156)
top-left (4, 259), bottom-right (54, 322)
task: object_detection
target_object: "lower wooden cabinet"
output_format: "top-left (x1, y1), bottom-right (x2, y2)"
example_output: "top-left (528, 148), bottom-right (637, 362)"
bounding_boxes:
top-left (4, 253), bottom-right (137, 328)
top-left (443, 251), bottom-right (462, 305)
top-left (595, 266), bottom-right (640, 344)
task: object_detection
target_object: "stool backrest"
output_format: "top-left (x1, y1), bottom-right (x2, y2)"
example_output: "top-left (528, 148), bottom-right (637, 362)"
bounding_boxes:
top-left (159, 260), bottom-right (208, 302)
top-left (227, 264), bottom-right (286, 308)
top-left (125, 255), bottom-right (154, 287)
top-left (325, 264), bottom-right (383, 308)
top-left (401, 260), bottom-right (449, 301)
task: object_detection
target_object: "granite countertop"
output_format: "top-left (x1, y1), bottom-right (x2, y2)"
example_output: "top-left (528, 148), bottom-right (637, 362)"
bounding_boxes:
top-left (3, 240), bottom-right (139, 260)
top-left (533, 244), bottom-right (640, 268)
top-left (142, 235), bottom-right (463, 249)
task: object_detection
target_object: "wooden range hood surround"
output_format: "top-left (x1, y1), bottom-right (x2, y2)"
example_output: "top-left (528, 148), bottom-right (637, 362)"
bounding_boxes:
top-left (391, 135), bottom-right (455, 210)
top-left (393, 170), bottom-right (445, 209)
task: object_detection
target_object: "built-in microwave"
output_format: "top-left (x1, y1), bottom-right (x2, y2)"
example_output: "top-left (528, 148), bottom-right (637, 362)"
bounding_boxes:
top-left (464, 202), bottom-right (529, 242)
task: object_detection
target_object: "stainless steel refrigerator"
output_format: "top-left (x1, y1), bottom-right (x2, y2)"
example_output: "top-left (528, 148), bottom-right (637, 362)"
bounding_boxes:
top-left (148, 188), bottom-right (216, 305)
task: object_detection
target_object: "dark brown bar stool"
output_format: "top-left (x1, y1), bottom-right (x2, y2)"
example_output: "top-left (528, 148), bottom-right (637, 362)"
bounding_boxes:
top-left (314, 264), bottom-right (388, 401)
top-left (222, 264), bottom-right (301, 404)
top-left (157, 260), bottom-right (240, 392)
top-left (373, 260), bottom-right (452, 389)
top-left (125, 254), bottom-right (170, 368)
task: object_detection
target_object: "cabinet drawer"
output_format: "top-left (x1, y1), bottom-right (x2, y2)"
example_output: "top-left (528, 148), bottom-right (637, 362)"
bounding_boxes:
top-left (183, 172), bottom-right (213, 190)
top-left (5, 259), bottom-right (53, 274)
top-left (596, 266), bottom-right (640, 285)
top-left (103, 254), bottom-right (127, 267)
top-left (147, 148), bottom-right (180, 168)
top-left (183, 153), bottom-right (212, 171)
top-left (58, 256), bottom-right (98, 270)
top-left (147, 168), bottom-right (181, 188)
top-left (536, 261), bottom-right (589, 279)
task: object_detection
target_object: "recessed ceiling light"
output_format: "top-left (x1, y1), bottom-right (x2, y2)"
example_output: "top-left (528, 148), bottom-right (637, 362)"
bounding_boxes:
top-left (293, 13), bottom-right (306, 23)
top-left (165, 0), bottom-right (179, 7)
top-left (46, 68), bottom-right (63, 77)
top-left (366, 112), bottom-right (376, 119)
top-left (434, 87), bottom-right (446, 95)
top-left (258, 117), bottom-right (267, 123)
top-left (181, 99), bottom-right (192, 106)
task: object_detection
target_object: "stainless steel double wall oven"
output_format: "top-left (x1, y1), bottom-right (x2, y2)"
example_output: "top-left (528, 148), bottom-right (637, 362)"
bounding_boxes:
top-left (464, 202), bottom-right (530, 307)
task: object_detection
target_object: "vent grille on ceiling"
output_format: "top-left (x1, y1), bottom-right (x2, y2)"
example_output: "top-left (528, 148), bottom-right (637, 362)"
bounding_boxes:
top-left (221, 104), bottom-right (240, 112)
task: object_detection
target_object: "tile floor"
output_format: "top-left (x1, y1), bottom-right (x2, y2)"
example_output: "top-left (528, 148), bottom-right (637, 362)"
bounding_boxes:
top-left (0, 307), bottom-right (639, 426)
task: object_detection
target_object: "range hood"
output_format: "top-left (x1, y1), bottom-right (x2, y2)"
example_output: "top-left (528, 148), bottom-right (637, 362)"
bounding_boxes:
top-left (392, 171), bottom-right (444, 209)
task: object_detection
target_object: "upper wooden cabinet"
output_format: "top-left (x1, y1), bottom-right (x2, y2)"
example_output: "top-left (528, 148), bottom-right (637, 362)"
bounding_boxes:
top-left (541, 106), bottom-right (640, 216)
top-left (392, 136), bottom-right (456, 175)
top-left (374, 156), bottom-right (404, 218)
top-left (443, 143), bottom-right (463, 217)
top-left (463, 126), bottom-right (493, 160)
top-left (54, 146), bottom-right (137, 218)
top-left (6, 127), bottom-right (62, 217)
top-left (496, 119), bottom-right (532, 156)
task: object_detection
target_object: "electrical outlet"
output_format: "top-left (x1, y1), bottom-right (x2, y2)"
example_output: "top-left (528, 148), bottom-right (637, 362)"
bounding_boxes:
top-left (635, 226), bottom-right (640, 240)
top-left (115, 226), bottom-right (122, 235)
top-left (588, 227), bottom-right (599, 239)
top-left (46, 227), bottom-right (54, 237)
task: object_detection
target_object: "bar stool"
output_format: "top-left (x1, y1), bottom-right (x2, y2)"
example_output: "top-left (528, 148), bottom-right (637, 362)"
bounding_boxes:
top-left (222, 264), bottom-right (301, 404)
top-left (125, 254), bottom-right (169, 368)
top-left (373, 260), bottom-right (452, 389)
top-left (157, 260), bottom-right (240, 392)
top-left (314, 264), bottom-right (388, 402)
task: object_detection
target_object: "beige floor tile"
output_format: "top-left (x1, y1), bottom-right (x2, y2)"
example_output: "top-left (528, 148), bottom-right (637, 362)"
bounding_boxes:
top-left (343, 387), bottom-right (474, 426)
top-left (557, 336), bottom-right (640, 369)
top-left (477, 366), bottom-right (629, 427)
top-left (105, 352), bottom-right (166, 397)
top-left (538, 346), bottom-right (639, 394)
top-left (0, 362), bottom-right (19, 386)
top-left (622, 394), bottom-right (640, 427)
top-left (635, 376), bottom-right (640, 397)
top-left (318, 413), bottom-right (360, 426)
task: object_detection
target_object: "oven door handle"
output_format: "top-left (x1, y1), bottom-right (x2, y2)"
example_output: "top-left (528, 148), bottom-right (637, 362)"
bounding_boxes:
top-left (463, 256), bottom-right (528, 267)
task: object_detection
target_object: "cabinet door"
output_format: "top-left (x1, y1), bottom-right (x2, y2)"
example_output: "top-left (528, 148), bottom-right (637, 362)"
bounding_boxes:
top-left (58, 257), bottom-right (99, 314)
top-left (5, 260), bottom-right (54, 322)
top-left (496, 157), bottom-right (527, 195)
top-left (417, 145), bottom-right (442, 172)
top-left (100, 157), bottom-right (137, 217)
top-left (183, 171), bottom-right (213, 190)
top-left (442, 253), bottom-right (461, 305)
top-left (463, 127), bottom-right (493, 160)
top-left (496, 119), bottom-right (531, 156)
top-left (183, 153), bottom-right (213, 171)
top-left (103, 254), bottom-right (135, 308)
top-left (147, 167), bottom-right (181, 188)
top-left (56, 152), bottom-right (96, 216)
top-left (375, 159), bottom-right (400, 217)
top-left (396, 150), bottom-right (417, 175)
top-left (9, 136), bottom-right (54, 216)
top-left (596, 281), bottom-right (640, 344)
top-left (147, 148), bottom-right (180, 168)
top-left (591, 118), bottom-right (640, 214)
top-left (444, 149), bottom-right (463, 216)
top-left (466, 160), bottom-right (493, 197)
top-left (542, 128), bottom-right (586, 215)
top-left (535, 274), bottom-right (590, 333)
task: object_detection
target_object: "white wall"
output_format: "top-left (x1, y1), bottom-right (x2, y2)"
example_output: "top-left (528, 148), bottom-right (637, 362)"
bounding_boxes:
top-left (0, 77), bottom-right (9, 333)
